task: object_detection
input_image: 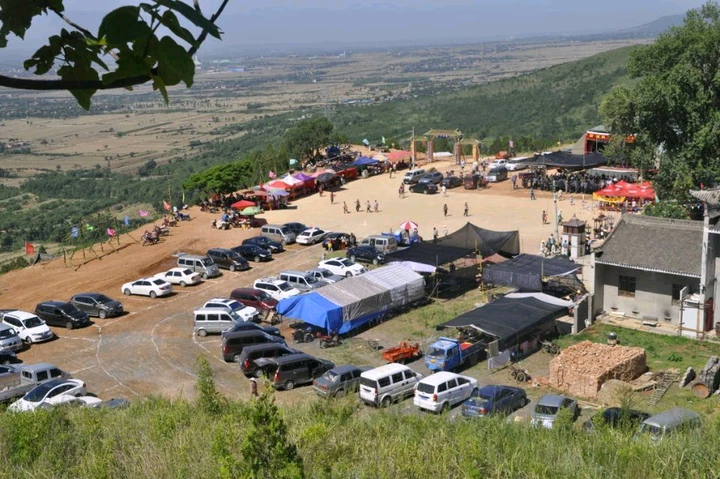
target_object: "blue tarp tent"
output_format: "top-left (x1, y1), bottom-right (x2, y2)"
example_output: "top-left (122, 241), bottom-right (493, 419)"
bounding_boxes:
top-left (276, 293), bottom-right (342, 332)
top-left (352, 156), bottom-right (378, 166)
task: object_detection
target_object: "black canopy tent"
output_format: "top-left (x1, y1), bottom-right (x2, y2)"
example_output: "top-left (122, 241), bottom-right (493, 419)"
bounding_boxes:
top-left (384, 242), bottom-right (474, 267)
top-left (482, 254), bottom-right (580, 292)
top-left (524, 151), bottom-right (607, 170)
top-left (440, 294), bottom-right (569, 350)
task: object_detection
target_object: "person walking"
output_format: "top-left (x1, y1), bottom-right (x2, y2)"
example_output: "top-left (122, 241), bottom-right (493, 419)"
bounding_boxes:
top-left (530, 187), bottom-right (535, 200)
top-left (463, 202), bottom-right (469, 217)
top-left (433, 227), bottom-right (439, 243)
top-left (443, 203), bottom-right (448, 217)
top-left (330, 191), bottom-right (335, 204)
top-left (355, 199), bottom-right (361, 212)
top-left (441, 184), bottom-right (447, 197)
top-left (511, 175), bottom-right (517, 189)
top-left (319, 185), bottom-right (324, 197)
top-left (398, 184), bottom-right (404, 198)
top-left (374, 200), bottom-right (379, 213)
top-left (557, 209), bottom-right (563, 225)
top-left (542, 210), bottom-right (547, 225)
top-left (343, 201), bottom-right (350, 214)
top-left (366, 200), bottom-right (372, 213)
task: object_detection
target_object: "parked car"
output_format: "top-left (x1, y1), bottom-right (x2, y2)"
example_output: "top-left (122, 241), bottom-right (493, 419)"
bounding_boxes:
top-left (8, 378), bottom-right (87, 412)
top-left (583, 407), bottom-right (650, 432)
top-left (0, 310), bottom-right (54, 344)
top-left (221, 321), bottom-right (282, 339)
top-left (243, 236), bottom-right (285, 253)
top-left (0, 362), bottom-right (69, 402)
top-left (313, 365), bottom-right (370, 398)
top-left (461, 385), bottom-right (528, 418)
top-left (232, 244), bottom-right (272, 263)
top-left (440, 175), bottom-right (462, 189)
top-left (402, 168), bottom-right (426, 185)
top-left (531, 394), bottom-right (579, 428)
top-left (635, 408), bottom-right (701, 441)
top-left (69, 293), bottom-right (123, 319)
top-left (296, 227), bottom-right (327, 245)
top-left (258, 352), bottom-right (335, 390)
top-left (318, 258), bottom-right (366, 278)
top-left (0, 351), bottom-right (17, 364)
top-left (489, 159), bottom-right (508, 169)
top-left (153, 268), bottom-right (202, 287)
top-left (221, 330), bottom-right (287, 362)
top-left (417, 171), bottom-right (444, 184)
top-left (229, 288), bottom-right (278, 312)
top-left (121, 278), bottom-right (172, 298)
top-left (39, 393), bottom-right (102, 409)
top-left (238, 343), bottom-right (298, 377)
top-left (0, 323), bottom-right (24, 352)
top-left (322, 232), bottom-right (350, 251)
top-left (346, 245), bottom-right (385, 265)
top-left (409, 182), bottom-right (438, 194)
top-left (463, 174), bottom-right (488, 189)
top-left (414, 372), bottom-right (477, 413)
top-left (261, 224), bottom-right (297, 244)
top-left (283, 222), bottom-right (308, 235)
top-left (306, 268), bottom-right (344, 284)
top-left (278, 271), bottom-right (328, 292)
top-left (486, 166), bottom-right (508, 183)
top-left (359, 363), bottom-right (424, 407)
top-left (506, 157), bottom-right (530, 171)
top-left (252, 278), bottom-right (300, 301)
top-left (201, 298), bottom-right (258, 322)
top-left (34, 301), bottom-right (90, 330)
top-left (176, 254), bottom-right (221, 279)
top-left (207, 248), bottom-right (250, 272)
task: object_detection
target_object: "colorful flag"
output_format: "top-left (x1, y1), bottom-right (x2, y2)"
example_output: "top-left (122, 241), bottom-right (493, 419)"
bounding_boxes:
top-left (138, 210), bottom-right (148, 217)
top-left (107, 228), bottom-right (116, 237)
top-left (163, 201), bottom-right (171, 211)
top-left (71, 227), bottom-right (79, 238)
top-left (269, 170), bottom-right (276, 179)
top-left (85, 224), bottom-right (95, 232)
top-left (124, 215), bottom-right (130, 226)
top-left (25, 241), bottom-right (34, 255)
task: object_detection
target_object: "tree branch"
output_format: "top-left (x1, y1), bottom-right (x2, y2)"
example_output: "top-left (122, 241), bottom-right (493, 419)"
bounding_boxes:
top-left (2, 0), bottom-right (229, 92)
top-left (49, 5), bottom-right (97, 41)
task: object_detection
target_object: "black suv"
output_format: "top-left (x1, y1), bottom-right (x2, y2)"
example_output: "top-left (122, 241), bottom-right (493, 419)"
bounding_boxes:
top-left (70, 293), bottom-right (123, 319)
top-left (222, 321), bottom-right (282, 338)
top-left (238, 343), bottom-right (297, 377)
top-left (207, 248), bottom-right (250, 272)
top-left (242, 236), bottom-right (284, 253)
top-left (283, 222), bottom-right (308, 235)
top-left (232, 244), bottom-right (272, 263)
top-left (346, 245), bottom-right (385, 265)
top-left (35, 301), bottom-right (90, 329)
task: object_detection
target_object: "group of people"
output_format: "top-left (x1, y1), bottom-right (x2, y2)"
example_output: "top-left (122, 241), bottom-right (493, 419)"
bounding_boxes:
top-left (540, 234), bottom-right (569, 257)
top-left (520, 170), bottom-right (638, 195)
top-left (211, 210), bottom-right (253, 230)
top-left (350, 199), bottom-right (380, 213)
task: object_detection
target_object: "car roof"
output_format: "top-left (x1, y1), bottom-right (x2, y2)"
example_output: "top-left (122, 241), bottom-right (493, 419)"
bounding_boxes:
top-left (195, 307), bottom-right (237, 314)
top-left (72, 292), bottom-right (107, 299)
top-left (478, 384), bottom-right (523, 395)
top-left (255, 278), bottom-right (284, 284)
top-left (167, 267), bottom-right (193, 272)
top-left (241, 342), bottom-right (289, 354)
top-left (3, 310), bottom-right (38, 320)
top-left (300, 227), bottom-right (322, 233)
top-left (208, 247), bottom-right (233, 253)
top-left (537, 394), bottom-right (572, 407)
top-left (37, 300), bottom-right (68, 307)
top-left (272, 352), bottom-right (316, 364)
top-left (642, 407), bottom-right (700, 427)
top-left (205, 298), bottom-right (235, 304)
top-left (21, 362), bottom-right (60, 372)
top-left (328, 364), bottom-right (364, 374)
top-left (361, 363), bottom-right (412, 379)
top-left (231, 288), bottom-right (265, 296)
top-left (419, 371), bottom-right (467, 385)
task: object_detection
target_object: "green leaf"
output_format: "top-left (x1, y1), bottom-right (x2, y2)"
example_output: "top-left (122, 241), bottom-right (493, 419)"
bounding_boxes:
top-left (102, 54), bottom-right (152, 85)
top-left (151, 73), bottom-right (169, 104)
top-left (160, 10), bottom-right (196, 45)
top-left (154, 0), bottom-right (222, 39)
top-left (98, 6), bottom-right (151, 47)
top-left (58, 64), bottom-right (99, 110)
top-left (156, 36), bottom-right (195, 88)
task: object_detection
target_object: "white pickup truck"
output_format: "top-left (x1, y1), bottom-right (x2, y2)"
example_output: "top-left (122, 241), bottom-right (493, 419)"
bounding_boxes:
top-left (0, 362), bottom-right (70, 402)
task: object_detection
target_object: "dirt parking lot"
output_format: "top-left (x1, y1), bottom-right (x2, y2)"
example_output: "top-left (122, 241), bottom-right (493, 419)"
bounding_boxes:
top-left (0, 159), bottom-right (601, 410)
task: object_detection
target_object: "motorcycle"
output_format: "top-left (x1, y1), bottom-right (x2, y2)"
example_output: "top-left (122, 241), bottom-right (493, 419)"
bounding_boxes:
top-left (319, 333), bottom-right (341, 349)
top-left (292, 327), bottom-right (315, 344)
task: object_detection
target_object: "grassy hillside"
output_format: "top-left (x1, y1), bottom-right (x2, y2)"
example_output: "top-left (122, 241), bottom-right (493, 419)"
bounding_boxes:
top-left (331, 45), bottom-right (637, 146)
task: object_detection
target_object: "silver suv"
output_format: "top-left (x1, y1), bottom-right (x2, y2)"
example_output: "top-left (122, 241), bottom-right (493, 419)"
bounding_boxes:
top-left (278, 271), bottom-right (328, 292)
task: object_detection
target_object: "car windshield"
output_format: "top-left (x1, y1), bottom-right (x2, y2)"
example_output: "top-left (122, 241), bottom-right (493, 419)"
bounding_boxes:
top-left (24, 383), bottom-right (55, 402)
top-left (318, 270), bottom-right (332, 278)
top-left (59, 303), bottom-right (79, 314)
top-left (181, 269), bottom-right (194, 275)
top-left (152, 279), bottom-right (166, 285)
top-left (257, 292), bottom-right (272, 301)
top-left (535, 405), bottom-right (559, 416)
top-left (202, 258), bottom-right (215, 266)
top-left (22, 317), bottom-right (44, 328)
top-left (95, 294), bottom-right (113, 304)
top-left (426, 347), bottom-right (446, 357)
top-left (278, 282), bottom-right (292, 292)
top-left (227, 251), bottom-right (243, 260)
top-left (280, 227), bottom-right (291, 234)
top-left (0, 328), bottom-right (15, 339)
top-left (305, 275), bottom-right (318, 284)
top-left (339, 258), bottom-right (353, 266)
top-left (228, 311), bottom-right (241, 321)
top-left (323, 371), bottom-right (339, 381)
top-left (474, 389), bottom-right (495, 400)
top-left (416, 383), bottom-right (435, 394)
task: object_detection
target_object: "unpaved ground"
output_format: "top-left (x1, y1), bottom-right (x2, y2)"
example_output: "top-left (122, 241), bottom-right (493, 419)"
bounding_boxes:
top-left (0, 160), bottom-right (602, 406)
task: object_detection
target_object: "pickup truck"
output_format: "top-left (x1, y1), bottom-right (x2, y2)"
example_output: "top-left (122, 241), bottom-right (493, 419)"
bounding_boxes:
top-left (424, 337), bottom-right (485, 372)
top-left (0, 362), bottom-right (70, 402)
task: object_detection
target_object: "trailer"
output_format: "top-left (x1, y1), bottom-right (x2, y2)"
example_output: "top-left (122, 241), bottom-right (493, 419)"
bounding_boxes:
top-left (382, 341), bottom-right (422, 364)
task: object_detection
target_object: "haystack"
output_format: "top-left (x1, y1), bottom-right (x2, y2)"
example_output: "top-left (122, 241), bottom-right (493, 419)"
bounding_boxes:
top-left (547, 340), bottom-right (647, 399)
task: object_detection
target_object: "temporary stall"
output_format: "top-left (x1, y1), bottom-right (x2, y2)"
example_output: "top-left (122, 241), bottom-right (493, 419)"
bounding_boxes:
top-left (483, 254), bottom-right (580, 292)
top-left (230, 200), bottom-right (256, 210)
top-left (363, 263), bottom-right (425, 306)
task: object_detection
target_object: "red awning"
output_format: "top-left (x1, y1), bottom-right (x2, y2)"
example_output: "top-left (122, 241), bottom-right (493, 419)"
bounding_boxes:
top-left (231, 200), bottom-right (256, 210)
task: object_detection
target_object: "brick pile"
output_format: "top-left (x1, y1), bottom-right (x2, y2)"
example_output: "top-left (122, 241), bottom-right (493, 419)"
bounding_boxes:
top-left (547, 340), bottom-right (647, 399)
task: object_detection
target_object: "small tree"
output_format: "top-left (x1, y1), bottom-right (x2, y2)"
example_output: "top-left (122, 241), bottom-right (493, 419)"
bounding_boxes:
top-left (195, 356), bottom-right (226, 415)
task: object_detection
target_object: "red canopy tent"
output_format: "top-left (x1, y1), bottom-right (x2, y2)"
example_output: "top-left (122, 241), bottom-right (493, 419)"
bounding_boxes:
top-left (267, 180), bottom-right (292, 190)
top-left (231, 199), bottom-right (256, 210)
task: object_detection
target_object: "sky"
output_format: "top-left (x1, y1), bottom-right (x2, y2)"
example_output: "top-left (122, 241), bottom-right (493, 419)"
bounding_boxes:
top-left (0, 0), bottom-right (704, 60)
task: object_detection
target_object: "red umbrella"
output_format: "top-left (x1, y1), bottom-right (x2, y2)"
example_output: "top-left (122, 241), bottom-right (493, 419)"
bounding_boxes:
top-left (231, 200), bottom-right (256, 210)
top-left (399, 220), bottom-right (419, 230)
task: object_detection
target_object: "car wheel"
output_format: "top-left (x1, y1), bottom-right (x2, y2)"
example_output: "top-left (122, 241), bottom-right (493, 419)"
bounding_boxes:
top-left (380, 396), bottom-right (391, 408)
top-left (98, 310), bottom-right (107, 319)
top-left (284, 380), bottom-right (295, 391)
top-left (229, 264), bottom-right (236, 272)
top-left (441, 402), bottom-right (450, 414)
top-left (345, 272), bottom-right (352, 278)
top-left (1, 359), bottom-right (10, 365)
top-left (424, 190), bottom-right (428, 195)
top-left (65, 321), bottom-right (74, 330)
top-left (179, 280), bottom-right (187, 288)
top-left (149, 291), bottom-right (157, 299)
top-left (372, 258), bottom-right (379, 265)
top-left (350, 255), bottom-right (356, 262)
top-left (123, 289), bottom-right (131, 296)
top-left (334, 388), bottom-right (345, 398)
top-left (254, 256), bottom-right (261, 263)
top-left (197, 329), bottom-right (207, 337)
top-left (202, 273), bottom-right (208, 279)
top-left (233, 353), bottom-right (242, 363)
top-left (254, 368), bottom-right (264, 378)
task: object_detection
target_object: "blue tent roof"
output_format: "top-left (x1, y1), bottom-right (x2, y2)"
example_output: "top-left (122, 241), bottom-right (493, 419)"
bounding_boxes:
top-left (276, 293), bottom-right (343, 332)
top-left (352, 156), bottom-right (378, 166)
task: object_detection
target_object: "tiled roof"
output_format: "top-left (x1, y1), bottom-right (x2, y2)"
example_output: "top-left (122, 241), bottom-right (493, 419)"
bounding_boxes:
top-left (594, 214), bottom-right (702, 277)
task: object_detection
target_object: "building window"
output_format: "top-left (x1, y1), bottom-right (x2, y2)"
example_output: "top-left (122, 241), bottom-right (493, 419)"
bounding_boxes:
top-left (618, 275), bottom-right (636, 298)
top-left (672, 284), bottom-right (690, 305)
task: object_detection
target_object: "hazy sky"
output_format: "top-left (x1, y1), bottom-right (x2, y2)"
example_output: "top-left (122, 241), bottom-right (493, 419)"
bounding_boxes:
top-left (1, 0), bottom-right (704, 59)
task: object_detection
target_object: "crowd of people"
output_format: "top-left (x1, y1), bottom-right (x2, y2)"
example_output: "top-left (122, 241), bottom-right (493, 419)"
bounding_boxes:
top-left (520, 170), bottom-right (638, 194)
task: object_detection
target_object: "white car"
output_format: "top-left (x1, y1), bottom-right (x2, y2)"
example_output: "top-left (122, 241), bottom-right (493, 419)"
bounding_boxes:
top-left (296, 227), bottom-right (327, 245)
top-left (488, 159), bottom-right (508, 169)
top-left (1, 310), bottom-right (54, 344)
top-left (121, 277), bottom-right (173, 298)
top-left (306, 268), bottom-right (344, 284)
top-left (154, 268), bottom-right (202, 287)
top-left (318, 258), bottom-right (366, 277)
top-left (201, 298), bottom-right (258, 322)
top-left (9, 378), bottom-right (87, 412)
top-left (506, 158), bottom-right (529, 171)
top-left (39, 394), bottom-right (103, 409)
top-left (413, 372), bottom-right (477, 413)
top-left (252, 278), bottom-right (300, 301)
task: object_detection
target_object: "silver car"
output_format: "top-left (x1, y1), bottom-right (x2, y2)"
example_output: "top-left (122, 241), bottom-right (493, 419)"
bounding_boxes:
top-left (0, 324), bottom-right (22, 352)
top-left (306, 268), bottom-right (344, 284)
top-left (313, 365), bottom-right (370, 398)
top-left (531, 394), bottom-right (579, 428)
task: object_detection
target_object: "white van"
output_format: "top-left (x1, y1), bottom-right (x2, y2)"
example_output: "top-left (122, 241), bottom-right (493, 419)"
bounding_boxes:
top-left (359, 363), bottom-right (423, 407)
top-left (413, 371), bottom-right (477, 413)
top-left (177, 254), bottom-right (221, 279)
top-left (261, 224), bottom-right (297, 244)
top-left (194, 308), bottom-right (244, 337)
top-left (402, 168), bottom-right (426, 185)
top-left (360, 235), bottom-right (398, 254)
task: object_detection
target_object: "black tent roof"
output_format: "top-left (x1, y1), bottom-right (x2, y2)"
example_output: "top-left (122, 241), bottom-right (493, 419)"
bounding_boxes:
top-left (524, 151), bottom-right (607, 169)
top-left (483, 254), bottom-right (580, 292)
top-left (385, 242), bottom-right (475, 266)
top-left (441, 294), bottom-right (569, 348)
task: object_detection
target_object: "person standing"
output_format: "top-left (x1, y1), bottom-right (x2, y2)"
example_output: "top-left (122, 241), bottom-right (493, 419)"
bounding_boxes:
top-left (433, 227), bottom-right (439, 243)
top-left (463, 202), bottom-right (469, 217)
top-left (319, 185), bottom-right (324, 197)
top-left (330, 191), bottom-right (335, 204)
top-left (530, 187), bottom-right (535, 200)
top-left (366, 200), bottom-right (372, 213)
top-left (443, 225), bottom-right (448, 236)
top-left (511, 175), bottom-right (517, 189)
top-left (443, 203), bottom-right (448, 217)
top-left (355, 199), bottom-right (361, 212)
top-left (343, 201), bottom-right (350, 214)
top-left (542, 210), bottom-right (547, 225)
top-left (441, 184), bottom-right (447, 197)
top-left (374, 200), bottom-right (379, 213)
top-left (398, 184), bottom-right (404, 198)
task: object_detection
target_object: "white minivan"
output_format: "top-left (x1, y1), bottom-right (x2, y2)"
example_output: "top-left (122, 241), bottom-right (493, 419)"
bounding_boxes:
top-left (402, 168), bottom-right (426, 185)
top-left (359, 363), bottom-right (423, 407)
top-left (413, 371), bottom-right (477, 413)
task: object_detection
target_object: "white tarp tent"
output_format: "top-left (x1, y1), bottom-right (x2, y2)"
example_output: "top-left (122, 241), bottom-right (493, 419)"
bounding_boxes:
top-left (363, 264), bottom-right (425, 305)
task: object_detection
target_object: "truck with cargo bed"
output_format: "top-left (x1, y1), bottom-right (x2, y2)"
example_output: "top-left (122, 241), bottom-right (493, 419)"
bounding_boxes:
top-left (0, 362), bottom-right (70, 402)
top-left (424, 337), bottom-right (485, 372)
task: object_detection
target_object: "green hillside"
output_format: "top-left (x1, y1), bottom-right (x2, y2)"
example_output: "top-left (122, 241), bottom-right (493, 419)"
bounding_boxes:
top-left (332, 45), bottom-right (637, 147)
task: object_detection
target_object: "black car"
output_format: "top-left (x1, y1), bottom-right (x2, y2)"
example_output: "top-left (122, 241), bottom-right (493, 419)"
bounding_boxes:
top-left (409, 182), bottom-right (438, 194)
top-left (243, 236), bottom-right (285, 253)
top-left (440, 175), bottom-right (462, 189)
top-left (283, 222), bottom-right (308, 235)
top-left (346, 245), bottom-right (385, 265)
top-left (207, 248), bottom-right (250, 272)
top-left (322, 232), bottom-right (350, 250)
top-left (418, 171), bottom-right (444, 184)
top-left (222, 321), bottom-right (282, 338)
top-left (70, 293), bottom-right (123, 319)
top-left (583, 407), bottom-right (651, 431)
top-left (232, 244), bottom-right (272, 263)
top-left (35, 301), bottom-right (90, 329)
top-left (0, 351), bottom-right (17, 365)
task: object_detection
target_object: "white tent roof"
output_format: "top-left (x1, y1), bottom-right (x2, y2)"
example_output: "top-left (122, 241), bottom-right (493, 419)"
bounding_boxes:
top-left (363, 264), bottom-right (426, 305)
